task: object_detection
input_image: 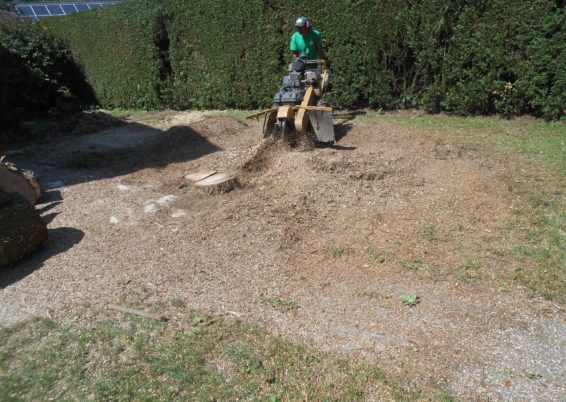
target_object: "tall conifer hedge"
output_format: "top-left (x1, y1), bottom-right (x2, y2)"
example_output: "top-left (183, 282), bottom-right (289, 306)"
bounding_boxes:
top-left (44, 0), bottom-right (162, 109)
top-left (38, 0), bottom-right (565, 119)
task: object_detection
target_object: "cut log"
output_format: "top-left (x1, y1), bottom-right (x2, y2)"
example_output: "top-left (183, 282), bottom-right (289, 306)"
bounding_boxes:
top-left (0, 190), bottom-right (48, 267)
top-left (0, 162), bottom-right (41, 205)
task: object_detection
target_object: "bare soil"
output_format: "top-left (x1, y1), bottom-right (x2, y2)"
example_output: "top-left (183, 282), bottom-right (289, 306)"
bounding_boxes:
top-left (1, 111), bottom-right (564, 400)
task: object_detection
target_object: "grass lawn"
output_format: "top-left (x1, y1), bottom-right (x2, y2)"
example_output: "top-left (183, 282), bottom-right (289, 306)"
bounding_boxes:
top-left (0, 303), bottom-right (451, 401)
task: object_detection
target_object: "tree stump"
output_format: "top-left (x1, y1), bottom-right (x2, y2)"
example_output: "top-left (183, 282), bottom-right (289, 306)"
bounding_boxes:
top-left (184, 169), bottom-right (240, 195)
top-left (193, 172), bottom-right (240, 194)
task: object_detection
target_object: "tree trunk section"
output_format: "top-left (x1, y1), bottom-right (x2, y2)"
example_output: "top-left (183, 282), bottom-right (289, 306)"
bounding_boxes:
top-left (0, 190), bottom-right (47, 267)
top-left (0, 162), bottom-right (41, 205)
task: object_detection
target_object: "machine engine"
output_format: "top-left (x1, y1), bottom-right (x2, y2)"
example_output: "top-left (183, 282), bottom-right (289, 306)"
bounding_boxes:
top-left (272, 57), bottom-right (323, 106)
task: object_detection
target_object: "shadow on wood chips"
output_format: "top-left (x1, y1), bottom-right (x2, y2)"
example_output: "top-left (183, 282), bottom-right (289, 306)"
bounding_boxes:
top-left (0, 227), bottom-right (84, 289)
top-left (4, 111), bottom-right (223, 187)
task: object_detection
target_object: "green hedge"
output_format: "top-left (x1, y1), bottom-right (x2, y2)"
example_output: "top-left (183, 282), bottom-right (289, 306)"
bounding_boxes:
top-left (0, 19), bottom-right (71, 111)
top-left (431, 0), bottom-right (565, 119)
top-left (44, 0), bottom-right (162, 109)
top-left (160, 0), bottom-right (280, 109)
top-left (39, 0), bottom-right (565, 119)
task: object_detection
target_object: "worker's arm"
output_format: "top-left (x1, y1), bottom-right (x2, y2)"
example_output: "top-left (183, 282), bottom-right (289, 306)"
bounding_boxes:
top-left (290, 33), bottom-right (299, 61)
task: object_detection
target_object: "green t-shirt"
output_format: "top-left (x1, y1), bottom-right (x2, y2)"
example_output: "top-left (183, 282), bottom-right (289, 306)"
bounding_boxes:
top-left (290, 29), bottom-right (322, 60)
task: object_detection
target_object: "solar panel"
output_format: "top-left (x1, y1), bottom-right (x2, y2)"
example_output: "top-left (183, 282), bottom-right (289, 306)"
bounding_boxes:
top-left (31, 5), bottom-right (49, 16)
top-left (15, 5), bottom-right (35, 16)
top-left (46, 5), bottom-right (65, 16)
top-left (61, 4), bottom-right (78, 14)
top-left (74, 4), bottom-right (89, 11)
top-left (14, 2), bottom-right (122, 20)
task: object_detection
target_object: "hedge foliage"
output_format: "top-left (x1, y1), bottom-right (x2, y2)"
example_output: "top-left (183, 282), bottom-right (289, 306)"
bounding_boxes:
top-left (0, 18), bottom-right (75, 111)
top-left (44, 0), bottom-right (162, 109)
top-left (32, 0), bottom-right (566, 119)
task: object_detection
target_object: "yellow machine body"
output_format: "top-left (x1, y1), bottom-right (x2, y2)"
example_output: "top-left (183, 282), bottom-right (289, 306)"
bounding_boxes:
top-left (246, 60), bottom-right (334, 143)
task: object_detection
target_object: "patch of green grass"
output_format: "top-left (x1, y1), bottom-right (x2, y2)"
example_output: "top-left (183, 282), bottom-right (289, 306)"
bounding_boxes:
top-left (106, 109), bottom-right (177, 124)
top-left (363, 113), bottom-right (565, 176)
top-left (0, 305), bottom-right (449, 401)
top-left (259, 294), bottom-right (299, 313)
top-left (400, 294), bottom-right (420, 307)
top-left (328, 246), bottom-right (347, 258)
top-left (400, 259), bottom-right (429, 272)
top-left (391, 375), bottom-right (454, 402)
top-left (204, 109), bottom-right (259, 121)
top-left (524, 372), bottom-right (542, 380)
top-left (457, 259), bottom-right (485, 282)
top-left (420, 224), bottom-right (436, 239)
top-left (505, 191), bottom-right (565, 303)
top-left (105, 108), bottom-right (146, 117)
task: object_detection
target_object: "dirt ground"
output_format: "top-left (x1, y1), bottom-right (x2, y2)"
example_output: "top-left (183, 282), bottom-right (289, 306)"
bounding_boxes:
top-left (1, 111), bottom-right (564, 400)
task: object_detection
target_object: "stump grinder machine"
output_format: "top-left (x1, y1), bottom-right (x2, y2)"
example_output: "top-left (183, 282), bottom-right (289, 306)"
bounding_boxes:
top-left (246, 55), bottom-right (335, 143)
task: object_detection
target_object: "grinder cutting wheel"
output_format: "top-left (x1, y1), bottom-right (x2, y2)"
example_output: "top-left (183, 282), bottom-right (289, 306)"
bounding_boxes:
top-left (246, 17), bottom-right (335, 143)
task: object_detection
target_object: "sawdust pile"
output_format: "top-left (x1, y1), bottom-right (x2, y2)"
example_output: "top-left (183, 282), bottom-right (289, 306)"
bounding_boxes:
top-left (1, 114), bottom-right (564, 401)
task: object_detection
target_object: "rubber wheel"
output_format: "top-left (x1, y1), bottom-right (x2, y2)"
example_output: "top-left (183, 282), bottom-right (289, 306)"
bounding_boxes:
top-left (280, 119), bottom-right (288, 142)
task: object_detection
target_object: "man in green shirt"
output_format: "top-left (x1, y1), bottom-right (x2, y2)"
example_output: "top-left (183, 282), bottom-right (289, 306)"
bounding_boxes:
top-left (290, 16), bottom-right (324, 61)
